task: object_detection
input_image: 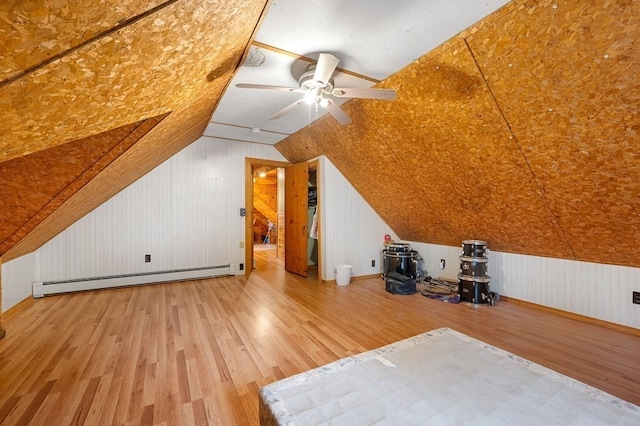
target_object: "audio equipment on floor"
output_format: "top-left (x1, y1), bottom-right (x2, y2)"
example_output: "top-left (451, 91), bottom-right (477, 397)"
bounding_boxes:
top-left (458, 239), bottom-right (497, 305)
top-left (382, 243), bottom-right (423, 281)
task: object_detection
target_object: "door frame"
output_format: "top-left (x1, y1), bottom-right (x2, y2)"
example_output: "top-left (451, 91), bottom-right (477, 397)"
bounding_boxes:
top-left (244, 158), bottom-right (290, 277)
top-left (307, 159), bottom-right (322, 280)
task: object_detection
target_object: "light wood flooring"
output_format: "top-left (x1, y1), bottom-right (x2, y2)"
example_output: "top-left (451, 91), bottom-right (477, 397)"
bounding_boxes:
top-left (1, 247), bottom-right (639, 425)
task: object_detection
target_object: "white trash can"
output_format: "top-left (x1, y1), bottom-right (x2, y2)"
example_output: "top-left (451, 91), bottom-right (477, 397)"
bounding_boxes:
top-left (335, 265), bottom-right (352, 286)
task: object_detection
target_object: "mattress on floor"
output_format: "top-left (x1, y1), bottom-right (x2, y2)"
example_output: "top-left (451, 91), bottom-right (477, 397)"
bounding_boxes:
top-left (259, 328), bottom-right (640, 425)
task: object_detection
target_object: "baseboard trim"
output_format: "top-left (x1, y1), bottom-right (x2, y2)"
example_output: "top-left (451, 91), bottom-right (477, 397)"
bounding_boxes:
top-left (501, 296), bottom-right (640, 337)
top-left (2, 296), bottom-right (34, 321)
top-left (33, 265), bottom-right (233, 298)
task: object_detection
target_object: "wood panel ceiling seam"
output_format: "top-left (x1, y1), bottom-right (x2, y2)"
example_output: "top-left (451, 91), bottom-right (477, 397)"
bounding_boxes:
top-left (0, 0), bottom-right (181, 89)
top-left (251, 40), bottom-right (382, 83)
top-left (204, 0), bottom-right (273, 124)
top-left (462, 37), bottom-right (576, 258)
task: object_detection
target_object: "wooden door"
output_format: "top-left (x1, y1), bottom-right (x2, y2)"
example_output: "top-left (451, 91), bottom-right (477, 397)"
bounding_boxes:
top-left (285, 161), bottom-right (309, 276)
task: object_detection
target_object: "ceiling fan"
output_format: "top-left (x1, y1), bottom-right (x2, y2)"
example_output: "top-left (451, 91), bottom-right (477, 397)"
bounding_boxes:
top-left (235, 53), bottom-right (396, 125)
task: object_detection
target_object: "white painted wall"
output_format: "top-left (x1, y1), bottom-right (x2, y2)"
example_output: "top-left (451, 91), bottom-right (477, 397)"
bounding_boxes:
top-left (2, 144), bottom-right (639, 330)
top-left (319, 157), bottom-right (399, 280)
top-left (1, 252), bottom-right (35, 312)
top-left (1, 137), bottom-right (286, 309)
top-left (316, 157), bottom-right (640, 329)
top-left (406, 241), bottom-right (640, 329)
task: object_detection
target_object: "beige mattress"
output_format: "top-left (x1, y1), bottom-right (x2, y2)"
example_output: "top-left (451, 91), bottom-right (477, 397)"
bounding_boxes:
top-left (259, 328), bottom-right (640, 425)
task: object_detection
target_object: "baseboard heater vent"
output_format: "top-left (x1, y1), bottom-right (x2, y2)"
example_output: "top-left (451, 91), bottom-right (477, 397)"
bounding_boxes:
top-left (33, 264), bottom-right (234, 298)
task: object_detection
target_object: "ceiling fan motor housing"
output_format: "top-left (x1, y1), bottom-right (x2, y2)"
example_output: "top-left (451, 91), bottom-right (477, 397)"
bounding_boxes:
top-left (299, 65), bottom-right (334, 94)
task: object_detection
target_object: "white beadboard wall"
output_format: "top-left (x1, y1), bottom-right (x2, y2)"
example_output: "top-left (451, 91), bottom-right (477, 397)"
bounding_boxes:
top-left (319, 157), bottom-right (399, 280)
top-left (1, 137), bottom-right (285, 310)
top-left (2, 145), bottom-right (639, 330)
top-left (1, 252), bottom-right (35, 312)
top-left (406, 241), bottom-right (640, 329)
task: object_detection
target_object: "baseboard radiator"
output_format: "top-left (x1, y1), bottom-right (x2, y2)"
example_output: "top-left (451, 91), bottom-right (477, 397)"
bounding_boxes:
top-left (32, 264), bottom-right (234, 298)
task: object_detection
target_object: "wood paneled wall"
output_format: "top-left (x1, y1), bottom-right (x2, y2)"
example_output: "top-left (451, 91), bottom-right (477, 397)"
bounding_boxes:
top-left (253, 175), bottom-right (278, 223)
top-left (275, 0), bottom-right (640, 268)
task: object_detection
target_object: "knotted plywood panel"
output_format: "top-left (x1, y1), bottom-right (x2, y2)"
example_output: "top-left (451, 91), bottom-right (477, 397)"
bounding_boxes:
top-left (467, 0), bottom-right (640, 266)
top-left (0, 0), bottom-right (267, 162)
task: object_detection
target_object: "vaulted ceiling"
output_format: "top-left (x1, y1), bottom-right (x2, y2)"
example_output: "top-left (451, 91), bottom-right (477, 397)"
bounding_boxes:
top-left (1, 0), bottom-right (639, 269)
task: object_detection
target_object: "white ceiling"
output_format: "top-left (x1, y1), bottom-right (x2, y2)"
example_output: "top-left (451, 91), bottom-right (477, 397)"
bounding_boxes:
top-left (205, 0), bottom-right (511, 145)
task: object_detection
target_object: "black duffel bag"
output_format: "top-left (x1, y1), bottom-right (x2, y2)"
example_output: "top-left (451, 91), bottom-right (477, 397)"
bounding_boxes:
top-left (385, 271), bottom-right (417, 295)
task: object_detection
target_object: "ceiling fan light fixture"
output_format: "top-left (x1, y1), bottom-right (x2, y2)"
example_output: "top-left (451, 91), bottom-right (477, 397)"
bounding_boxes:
top-left (235, 52), bottom-right (396, 125)
top-left (304, 91), bottom-right (315, 104)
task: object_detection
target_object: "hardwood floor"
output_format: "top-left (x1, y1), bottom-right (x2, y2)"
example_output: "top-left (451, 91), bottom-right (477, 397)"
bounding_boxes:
top-left (1, 248), bottom-right (639, 425)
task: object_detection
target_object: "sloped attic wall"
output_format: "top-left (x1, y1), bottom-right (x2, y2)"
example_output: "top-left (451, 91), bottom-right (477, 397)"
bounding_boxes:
top-left (0, 0), bottom-right (269, 261)
top-left (276, 0), bottom-right (640, 268)
top-left (0, 116), bottom-right (166, 257)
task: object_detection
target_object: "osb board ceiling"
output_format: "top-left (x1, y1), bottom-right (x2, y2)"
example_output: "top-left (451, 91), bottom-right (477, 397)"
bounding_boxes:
top-left (0, 0), bottom-right (268, 162)
top-left (0, 0), bottom-right (168, 82)
top-left (0, 0), bottom-right (269, 260)
top-left (466, 0), bottom-right (640, 264)
top-left (275, 133), bottom-right (323, 165)
top-left (0, 116), bottom-right (165, 256)
top-left (3, 91), bottom-right (219, 263)
top-left (276, 0), bottom-right (640, 268)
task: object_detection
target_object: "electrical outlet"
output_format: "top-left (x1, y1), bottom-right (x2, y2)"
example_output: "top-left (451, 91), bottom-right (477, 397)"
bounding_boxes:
top-left (440, 259), bottom-right (445, 269)
top-left (239, 241), bottom-right (244, 248)
top-left (633, 291), bottom-right (640, 305)
top-left (239, 263), bottom-right (244, 271)
top-left (371, 260), bottom-right (375, 267)
top-left (145, 254), bottom-right (151, 263)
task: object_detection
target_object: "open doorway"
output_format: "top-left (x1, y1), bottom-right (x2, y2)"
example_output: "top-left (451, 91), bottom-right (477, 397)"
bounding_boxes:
top-left (244, 158), bottom-right (322, 280)
top-left (245, 158), bottom-right (288, 276)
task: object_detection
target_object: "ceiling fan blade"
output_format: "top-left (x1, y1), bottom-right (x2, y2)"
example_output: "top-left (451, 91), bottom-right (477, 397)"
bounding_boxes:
top-left (313, 53), bottom-right (340, 85)
top-left (323, 100), bottom-right (352, 125)
top-left (236, 83), bottom-right (303, 93)
top-left (269, 99), bottom-right (306, 120)
top-left (332, 87), bottom-right (397, 100)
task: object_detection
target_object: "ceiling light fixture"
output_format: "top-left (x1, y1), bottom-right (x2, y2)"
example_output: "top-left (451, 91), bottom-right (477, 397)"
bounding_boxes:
top-left (236, 53), bottom-right (396, 125)
top-left (304, 90), bottom-right (316, 104)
